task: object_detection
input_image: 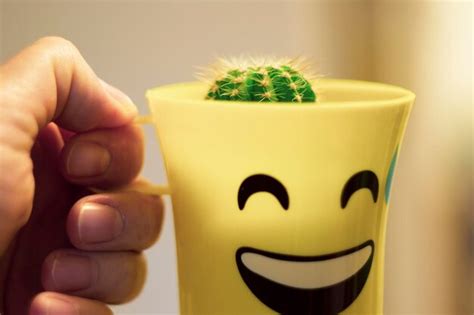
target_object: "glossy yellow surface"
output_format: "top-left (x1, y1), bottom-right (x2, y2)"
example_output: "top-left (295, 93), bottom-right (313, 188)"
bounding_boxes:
top-left (145, 79), bottom-right (414, 314)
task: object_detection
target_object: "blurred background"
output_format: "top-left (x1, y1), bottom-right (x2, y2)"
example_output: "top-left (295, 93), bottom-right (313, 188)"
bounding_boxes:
top-left (1, 0), bottom-right (472, 314)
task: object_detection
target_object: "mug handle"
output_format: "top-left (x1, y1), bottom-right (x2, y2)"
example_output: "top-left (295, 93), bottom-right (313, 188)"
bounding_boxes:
top-left (90, 115), bottom-right (171, 196)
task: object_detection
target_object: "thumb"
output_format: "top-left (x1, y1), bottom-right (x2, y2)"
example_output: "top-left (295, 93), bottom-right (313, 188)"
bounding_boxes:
top-left (0, 36), bottom-right (137, 256)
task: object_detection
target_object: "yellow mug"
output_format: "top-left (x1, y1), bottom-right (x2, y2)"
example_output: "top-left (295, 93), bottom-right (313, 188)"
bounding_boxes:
top-left (131, 79), bottom-right (414, 315)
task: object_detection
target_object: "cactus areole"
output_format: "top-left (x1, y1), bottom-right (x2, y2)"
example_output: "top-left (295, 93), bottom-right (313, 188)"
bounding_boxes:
top-left (205, 58), bottom-right (317, 103)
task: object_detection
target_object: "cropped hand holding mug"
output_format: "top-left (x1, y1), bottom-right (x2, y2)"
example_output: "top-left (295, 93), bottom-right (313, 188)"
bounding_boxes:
top-left (0, 37), bottom-right (164, 315)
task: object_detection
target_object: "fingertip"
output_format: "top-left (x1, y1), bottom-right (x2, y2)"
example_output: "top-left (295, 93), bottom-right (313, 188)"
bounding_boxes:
top-left (99, 79), bottom-right (138, 118)
top-left (66, 191), bottom-right (164, 251)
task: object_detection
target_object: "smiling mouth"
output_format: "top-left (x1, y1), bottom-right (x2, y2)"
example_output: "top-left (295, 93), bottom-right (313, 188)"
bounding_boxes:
top-left (236, 240), bottom-right (374, 315)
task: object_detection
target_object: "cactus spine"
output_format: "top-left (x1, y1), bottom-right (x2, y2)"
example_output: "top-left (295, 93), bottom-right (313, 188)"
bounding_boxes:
top-left (204, 58), bottom-right (316, 103)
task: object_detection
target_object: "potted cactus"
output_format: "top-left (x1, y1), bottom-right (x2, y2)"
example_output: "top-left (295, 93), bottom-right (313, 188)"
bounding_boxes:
top-left (204, 58), bottom-right (316, 103)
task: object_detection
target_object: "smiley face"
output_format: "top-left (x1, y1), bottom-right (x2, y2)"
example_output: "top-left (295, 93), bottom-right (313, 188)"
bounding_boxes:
top-left (235, 172), bottom-right (379, 314)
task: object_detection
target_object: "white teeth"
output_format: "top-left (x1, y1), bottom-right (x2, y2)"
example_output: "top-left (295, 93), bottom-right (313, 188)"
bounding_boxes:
top-left (241, 245), bottom-right (372, 289)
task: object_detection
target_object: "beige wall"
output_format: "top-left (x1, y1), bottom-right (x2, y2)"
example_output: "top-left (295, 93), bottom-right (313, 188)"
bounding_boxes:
top-left (1, 1), bottom-right (472, 314)
top-left (373, 2), bottom-right (473, 314)
top-left (0, 0), bottom-right (3, 59)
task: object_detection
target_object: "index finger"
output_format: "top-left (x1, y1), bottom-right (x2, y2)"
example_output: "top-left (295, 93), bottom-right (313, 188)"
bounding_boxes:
top-left (0, 36), bottom-right (137, 152)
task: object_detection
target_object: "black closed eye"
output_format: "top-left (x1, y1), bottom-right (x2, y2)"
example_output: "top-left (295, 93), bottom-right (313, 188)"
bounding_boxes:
top-left (341, 170), bottom-right (379, 209)
top-left (238, 174), bottom-right (289, 210)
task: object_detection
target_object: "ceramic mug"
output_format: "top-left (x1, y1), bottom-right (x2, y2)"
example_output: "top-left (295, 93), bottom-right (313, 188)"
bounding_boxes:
top-left (128, 79), bottom-right (414, 315)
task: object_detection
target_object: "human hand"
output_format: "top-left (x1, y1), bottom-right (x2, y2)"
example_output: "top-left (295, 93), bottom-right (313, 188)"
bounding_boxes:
top-left (0, 37), bottom-right (164, 314)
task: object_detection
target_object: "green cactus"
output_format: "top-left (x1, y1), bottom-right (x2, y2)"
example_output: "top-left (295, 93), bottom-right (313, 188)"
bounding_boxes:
top-left (204, 58), bottom-right (316, 103)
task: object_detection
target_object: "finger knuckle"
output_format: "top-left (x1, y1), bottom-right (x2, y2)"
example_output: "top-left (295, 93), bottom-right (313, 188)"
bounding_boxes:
top-left (1, 201), bottom-right (31, 231)
top-left (37, 36), bottom-right (76, 51)
top-left (0, 163), bottom-right (34, 229)
top-left (35, 36), bottom-right (80, 61)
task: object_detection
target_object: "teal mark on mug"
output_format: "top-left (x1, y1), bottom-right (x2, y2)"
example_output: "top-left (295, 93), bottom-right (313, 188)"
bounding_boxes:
top-left (385, 147), bottom-right (399, 203)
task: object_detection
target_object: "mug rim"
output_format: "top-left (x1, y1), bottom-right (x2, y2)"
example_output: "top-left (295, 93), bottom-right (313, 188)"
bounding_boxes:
top-left (146, 78), bottom-right (415, 109)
